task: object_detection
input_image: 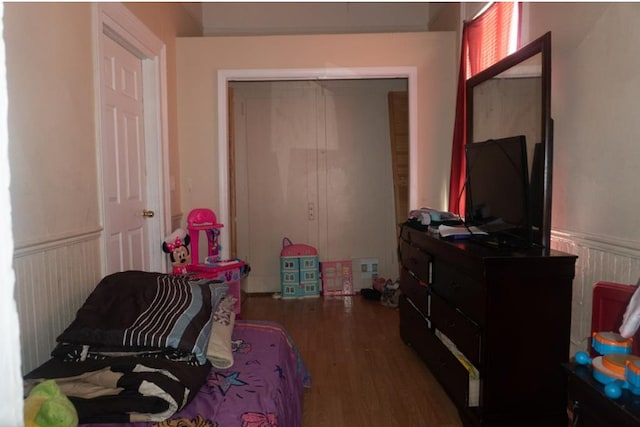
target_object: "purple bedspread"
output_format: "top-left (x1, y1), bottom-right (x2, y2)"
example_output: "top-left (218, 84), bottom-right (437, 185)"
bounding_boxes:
top-left (81, 320), bottom-right (311, 427)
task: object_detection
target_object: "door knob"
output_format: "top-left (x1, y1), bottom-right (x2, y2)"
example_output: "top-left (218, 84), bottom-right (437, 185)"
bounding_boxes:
top-left (142, 209), bottom-right (155, 218)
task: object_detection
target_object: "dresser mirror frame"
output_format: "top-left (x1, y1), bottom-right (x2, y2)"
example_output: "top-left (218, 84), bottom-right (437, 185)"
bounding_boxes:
top-left (466, 31), bottom-right (552, 250)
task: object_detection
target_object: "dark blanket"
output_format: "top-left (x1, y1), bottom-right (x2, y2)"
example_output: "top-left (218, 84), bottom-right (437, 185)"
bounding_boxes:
top-left (24, 271), bottom-right (228, 423)
top-left (57, 271), bottom-right (228, 365)
top-left (24, 356), bottom-right (211, 423)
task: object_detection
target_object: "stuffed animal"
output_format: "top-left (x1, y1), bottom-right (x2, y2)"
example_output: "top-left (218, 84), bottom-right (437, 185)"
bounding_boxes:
top-left (24, 380), bottom-right (78, 427)
top-left (381, 279), bottom-right (401, 308)
top-left (162, 228), bottom-right (192, 274)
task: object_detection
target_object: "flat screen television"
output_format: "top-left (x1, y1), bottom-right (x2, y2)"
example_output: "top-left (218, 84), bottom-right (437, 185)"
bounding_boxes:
top-left (465, 135), bottom-right (532, 247)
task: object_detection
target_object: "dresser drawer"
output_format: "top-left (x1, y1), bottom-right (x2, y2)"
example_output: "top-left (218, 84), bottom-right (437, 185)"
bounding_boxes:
top-left (399, 268), bottom-right (429, 316)
top-left (421, 320), bottom-right (476, 408)
top-left (399, 295), bottom-right (431, 355)
top-left (430, 291), bottom-right (481, 367)
top-left (432, 259), bottom-right (485, 324)
top-left (400, 296), bottom-right (471, 407)
top-left (399, 238), bottom-right (430, 282)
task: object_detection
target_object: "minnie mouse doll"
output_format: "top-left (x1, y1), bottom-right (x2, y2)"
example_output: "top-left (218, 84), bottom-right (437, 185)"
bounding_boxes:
top-left (162, 228), bottom-right (191, 274)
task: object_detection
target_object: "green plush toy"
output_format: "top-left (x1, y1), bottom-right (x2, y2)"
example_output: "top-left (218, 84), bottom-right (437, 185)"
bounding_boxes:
top-left (24, 380), bottom-right (78, 427)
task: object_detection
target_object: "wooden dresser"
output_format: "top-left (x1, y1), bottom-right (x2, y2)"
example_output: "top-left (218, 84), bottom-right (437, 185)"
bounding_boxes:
top-left (398, 224), bottom-right (577, 427)
top-left (565, 363), bottom-right (640, 426)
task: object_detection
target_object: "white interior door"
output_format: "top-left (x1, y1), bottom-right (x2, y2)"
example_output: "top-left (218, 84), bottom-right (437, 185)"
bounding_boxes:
top-left (100, 34), bottom-right (150, 273)
top-left (321, 81), bottom-right (398, 269)
top-left (234, 82), bottom-right (319, 292)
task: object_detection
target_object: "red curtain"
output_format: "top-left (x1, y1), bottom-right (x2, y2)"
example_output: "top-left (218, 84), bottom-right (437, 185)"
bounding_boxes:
top-left (448, 2), bottom-right (520, 215)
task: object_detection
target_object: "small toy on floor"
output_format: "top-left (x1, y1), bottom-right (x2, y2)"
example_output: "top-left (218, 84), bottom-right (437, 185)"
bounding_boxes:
top-left (360, 277), bottom-right (401, 308)
top-left (381, 279), bottom-right (401, 308)
top-left (361, 277), bottom-right (385, 300)
top-left (372, 277), bottom-right (387, 294)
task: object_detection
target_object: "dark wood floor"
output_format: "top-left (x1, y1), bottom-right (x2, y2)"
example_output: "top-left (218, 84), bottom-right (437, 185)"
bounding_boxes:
top-left (241, 294), bottom-right (463, 427)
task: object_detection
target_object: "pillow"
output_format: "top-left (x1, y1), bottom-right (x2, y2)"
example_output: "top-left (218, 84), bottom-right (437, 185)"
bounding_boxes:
top-left (57, 271), bottom-right (228, 365)
top-left (207, 296), bottom-right (237, 369)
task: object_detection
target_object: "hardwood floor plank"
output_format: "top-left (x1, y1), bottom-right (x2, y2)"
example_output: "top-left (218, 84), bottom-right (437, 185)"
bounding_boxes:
top-left (241, 294), bottom-right (463, 427)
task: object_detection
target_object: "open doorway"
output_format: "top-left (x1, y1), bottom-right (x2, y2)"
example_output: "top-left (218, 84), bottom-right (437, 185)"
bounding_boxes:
top-left (227, 77), bottom-right (410, 293)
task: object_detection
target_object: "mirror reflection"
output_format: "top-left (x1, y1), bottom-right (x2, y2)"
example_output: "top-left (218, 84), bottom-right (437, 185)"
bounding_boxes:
top-left (466, 32), bottom-right (552, 250)
top-left (471, 53), bottom-right (542, 179)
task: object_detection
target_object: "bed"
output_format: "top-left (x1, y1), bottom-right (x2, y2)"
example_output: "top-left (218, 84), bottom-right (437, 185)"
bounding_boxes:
top-left (24, 271), bottom-right (311, 427)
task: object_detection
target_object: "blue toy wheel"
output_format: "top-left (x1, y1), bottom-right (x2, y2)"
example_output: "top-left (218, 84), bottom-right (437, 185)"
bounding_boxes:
top-left (575, 351), bottom-right (591, 365)
top-left (604, 382), bottom-right (623, 399)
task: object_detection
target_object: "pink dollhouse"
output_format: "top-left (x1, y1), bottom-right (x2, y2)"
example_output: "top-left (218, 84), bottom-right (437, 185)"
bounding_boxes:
top-left (279, 238), bottom-right (320, 299)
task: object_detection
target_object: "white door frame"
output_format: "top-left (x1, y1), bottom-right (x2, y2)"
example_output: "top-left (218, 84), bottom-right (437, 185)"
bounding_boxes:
top-left (217, 67), bottom-right (418, 259)
top-left (95, 3), bottom-right (171, 273)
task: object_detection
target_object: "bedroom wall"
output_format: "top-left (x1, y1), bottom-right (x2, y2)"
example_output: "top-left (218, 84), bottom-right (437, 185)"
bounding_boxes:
top-left (5, 2), bottom-right (201, 374)
top-left (526, 3), bottom-right (640, 353)
top-left (5, 2), bottom-right (104, 376)
top-left (176, 31), bottom-right (457, 233)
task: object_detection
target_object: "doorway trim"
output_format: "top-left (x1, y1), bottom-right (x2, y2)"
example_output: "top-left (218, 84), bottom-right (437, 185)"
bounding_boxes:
top-left (216, 66), bottom-right (417, 259)
top-left (95, 3), bottom-right (170, 273)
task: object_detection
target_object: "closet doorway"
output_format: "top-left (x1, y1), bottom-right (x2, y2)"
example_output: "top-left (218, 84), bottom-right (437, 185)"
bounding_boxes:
top-left (231, 78), bottom-right (407, 293)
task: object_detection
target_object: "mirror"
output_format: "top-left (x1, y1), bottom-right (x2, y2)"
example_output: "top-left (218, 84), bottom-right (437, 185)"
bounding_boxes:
top-left (467, 32), bottom-right (552, 250)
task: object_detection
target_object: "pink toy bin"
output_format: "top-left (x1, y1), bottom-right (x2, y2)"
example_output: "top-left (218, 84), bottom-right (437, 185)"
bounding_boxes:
top-left (187, 262), bottom-right (245, 314)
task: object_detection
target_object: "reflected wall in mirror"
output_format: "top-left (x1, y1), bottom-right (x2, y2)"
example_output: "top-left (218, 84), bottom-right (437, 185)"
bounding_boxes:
top-left (467, 32), bottom-right (552, 250)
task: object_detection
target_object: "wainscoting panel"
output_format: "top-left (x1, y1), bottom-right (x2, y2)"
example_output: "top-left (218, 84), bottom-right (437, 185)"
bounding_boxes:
top-left (13, 231), bottom-right (102, 374)
top-left (551, 230), bottom-right (640, 355)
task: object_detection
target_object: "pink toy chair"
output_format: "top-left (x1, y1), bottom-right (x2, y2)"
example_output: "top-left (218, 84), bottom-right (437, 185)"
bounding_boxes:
top-left (186, 208), bottom-right (223, 266)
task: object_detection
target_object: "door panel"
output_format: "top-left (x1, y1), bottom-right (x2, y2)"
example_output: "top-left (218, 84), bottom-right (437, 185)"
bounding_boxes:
top-left (388, 91), bottom-right (409, 231)
top-left (101, 34), bottom-right (148, 273)
top-left (235, 83), bottom-right (318, 292)
top-left (322, 83), bottom-right (397, 270)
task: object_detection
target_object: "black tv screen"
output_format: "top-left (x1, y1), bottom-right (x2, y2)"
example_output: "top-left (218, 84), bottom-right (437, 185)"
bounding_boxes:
top-left (465, 135), bottom-right (532, 245)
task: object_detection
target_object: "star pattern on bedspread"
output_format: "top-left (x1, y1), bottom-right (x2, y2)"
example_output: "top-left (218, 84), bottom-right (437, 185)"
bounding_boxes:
top-left (274, 365), bottom-right (285, 380)
top-left (232, 339), bottom-right (251, 354)
top-left (240, 411), bottom-right (278, 427)
top-left (208, 371), bottom-right (247, 395)
top-left (152, 415), bottom-right (217, 427)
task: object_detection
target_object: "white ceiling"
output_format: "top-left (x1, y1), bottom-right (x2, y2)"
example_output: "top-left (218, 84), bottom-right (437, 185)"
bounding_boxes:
top-left (182, 2), bottom-right (449, 36)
